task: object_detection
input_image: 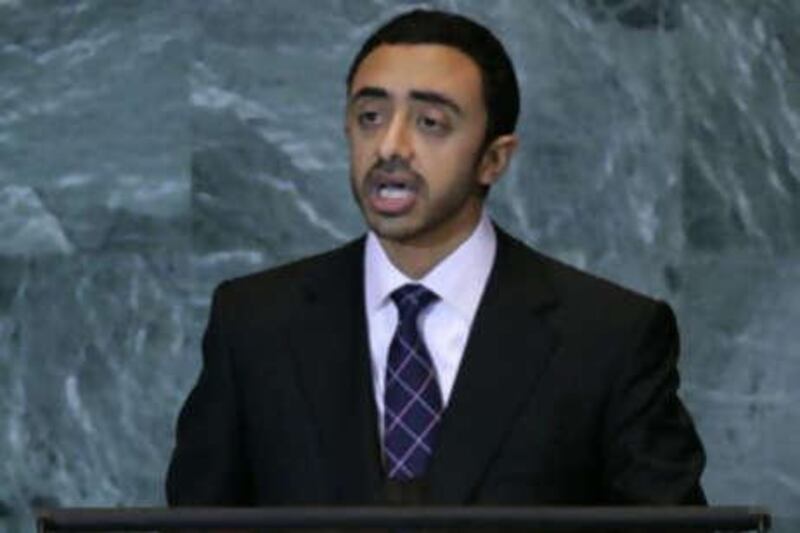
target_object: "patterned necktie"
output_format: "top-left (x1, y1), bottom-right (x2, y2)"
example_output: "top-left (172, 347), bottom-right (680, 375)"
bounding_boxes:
top-left (383, 283), bottom-right (443, 480)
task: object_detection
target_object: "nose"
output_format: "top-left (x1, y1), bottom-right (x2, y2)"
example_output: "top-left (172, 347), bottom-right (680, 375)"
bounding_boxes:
top-left (378, 112), bottom-right (413, 162)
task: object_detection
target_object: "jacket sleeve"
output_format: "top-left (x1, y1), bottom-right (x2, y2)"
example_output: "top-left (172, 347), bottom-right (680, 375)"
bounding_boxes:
top-left (165, 281), bottom-right (251, 505)
top-left (602, 301), bottom-right (707, 505)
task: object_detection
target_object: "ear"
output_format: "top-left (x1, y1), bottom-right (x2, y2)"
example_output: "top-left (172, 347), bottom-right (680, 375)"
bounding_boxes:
top-left (477, 134), bottom-right (518, 187)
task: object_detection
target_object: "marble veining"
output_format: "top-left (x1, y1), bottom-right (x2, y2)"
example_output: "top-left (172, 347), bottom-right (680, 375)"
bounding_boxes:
top-left (0, 1), bottom-right (798, 531)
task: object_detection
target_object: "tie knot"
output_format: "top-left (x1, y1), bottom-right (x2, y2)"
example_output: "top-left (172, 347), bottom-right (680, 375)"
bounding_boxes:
top-left (390, 284), bottom-right (439, 319)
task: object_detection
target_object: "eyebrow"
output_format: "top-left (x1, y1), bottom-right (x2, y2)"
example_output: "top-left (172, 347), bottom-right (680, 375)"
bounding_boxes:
top-left (350, 86), bottom-right (463, 116)
top-left (409, 90), bottom-right (463, 115)
top-left (350, 86), bottom-right (389, 102)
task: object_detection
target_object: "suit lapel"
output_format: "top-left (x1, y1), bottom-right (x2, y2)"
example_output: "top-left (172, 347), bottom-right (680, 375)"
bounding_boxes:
top-left (287, 239), bottom-right (384, 503)
top-left (427, 230), bottom-right (561, 503)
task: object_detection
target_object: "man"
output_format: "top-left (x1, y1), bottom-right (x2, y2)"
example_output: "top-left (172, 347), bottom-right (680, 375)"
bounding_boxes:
top-left (167, 9), bottom-right (705, 509)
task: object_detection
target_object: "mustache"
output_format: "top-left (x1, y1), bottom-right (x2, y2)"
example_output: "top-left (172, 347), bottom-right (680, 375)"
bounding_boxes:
top-left (366, 157), bottom-right (424, 183)
top-left (371, 156), bottom-right (413, 175)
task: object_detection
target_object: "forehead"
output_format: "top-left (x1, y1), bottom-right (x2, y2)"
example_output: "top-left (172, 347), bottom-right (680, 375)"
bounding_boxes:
top-left (349, 44), bottom-right (484, 109)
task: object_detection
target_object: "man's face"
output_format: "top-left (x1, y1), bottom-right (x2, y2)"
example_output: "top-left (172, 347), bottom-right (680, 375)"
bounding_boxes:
top-left (346, 44), bottom-right (493, 249)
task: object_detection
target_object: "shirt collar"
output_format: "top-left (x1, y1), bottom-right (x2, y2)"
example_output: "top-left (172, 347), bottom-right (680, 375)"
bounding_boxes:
top-left (364, 211), bottom-right (497, 320)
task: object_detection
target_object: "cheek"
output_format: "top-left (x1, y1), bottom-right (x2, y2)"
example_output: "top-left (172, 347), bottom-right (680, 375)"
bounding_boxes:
top-left (348, 143), bottom-right (369, 174)
top-left (355, 151), bottom-right (374, 177)
top-left (422, 143), bottom-right (476, 180)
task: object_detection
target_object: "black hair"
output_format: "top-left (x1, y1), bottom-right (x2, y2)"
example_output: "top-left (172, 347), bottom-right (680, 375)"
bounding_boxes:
top-left (346, 9), bottom-right (520, 145)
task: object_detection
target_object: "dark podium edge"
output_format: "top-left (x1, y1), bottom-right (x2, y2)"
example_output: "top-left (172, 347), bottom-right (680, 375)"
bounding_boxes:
top-left (36, 505), bottom-right (772, 531)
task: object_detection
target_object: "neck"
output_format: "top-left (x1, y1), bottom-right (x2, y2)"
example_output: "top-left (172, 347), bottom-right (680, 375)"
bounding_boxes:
top-left (379, 205), bottom-right (483, 280)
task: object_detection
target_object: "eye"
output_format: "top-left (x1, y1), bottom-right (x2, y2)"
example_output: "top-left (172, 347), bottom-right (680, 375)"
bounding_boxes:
top-left (417, 113), bottom-right (449, 135)
top-left (357, 110), bottom-right (383, 128)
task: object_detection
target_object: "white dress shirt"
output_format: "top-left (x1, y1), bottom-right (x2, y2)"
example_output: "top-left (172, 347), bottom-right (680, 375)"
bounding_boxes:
top-left (364, 211), bottom-right (497, 434)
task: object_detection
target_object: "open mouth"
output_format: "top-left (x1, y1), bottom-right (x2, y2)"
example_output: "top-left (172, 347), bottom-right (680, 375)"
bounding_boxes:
top-left (377, 182), bottom-right (414, 199)
top-left (366, 173), bottom-right (420, 216)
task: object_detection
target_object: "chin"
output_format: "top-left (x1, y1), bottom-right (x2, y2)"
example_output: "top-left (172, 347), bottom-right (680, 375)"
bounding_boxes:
top-left (368, 222), bottom-right (416, 242)
top-left (365, 214), bottom-right (424, 243)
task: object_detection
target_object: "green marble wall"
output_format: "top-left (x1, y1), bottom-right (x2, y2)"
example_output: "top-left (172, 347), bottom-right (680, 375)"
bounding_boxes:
top-left (1, 1), bottom-right (798, 530)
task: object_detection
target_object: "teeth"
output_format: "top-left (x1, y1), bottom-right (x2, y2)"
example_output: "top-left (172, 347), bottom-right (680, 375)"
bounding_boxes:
top-left (378, 184), bottom-right (412, 199)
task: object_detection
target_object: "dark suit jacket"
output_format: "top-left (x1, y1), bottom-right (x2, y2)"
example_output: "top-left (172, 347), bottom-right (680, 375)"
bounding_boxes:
top-left (166, 227), bottom-right (705, 507)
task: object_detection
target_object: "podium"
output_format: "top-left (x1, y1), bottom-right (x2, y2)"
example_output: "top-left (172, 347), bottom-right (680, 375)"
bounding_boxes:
top-left (37, 505), bottom-right (771, 531)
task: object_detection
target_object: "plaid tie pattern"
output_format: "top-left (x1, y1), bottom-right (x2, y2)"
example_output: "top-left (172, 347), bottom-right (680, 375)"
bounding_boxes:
top-left (384, 284), bottom-right (443, 480)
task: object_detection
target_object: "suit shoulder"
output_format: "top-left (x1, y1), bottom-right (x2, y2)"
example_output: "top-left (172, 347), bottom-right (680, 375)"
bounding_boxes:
top-left (213, 237), bottom-right (364, 307)
top-left (499, 231), bottom-right (678, 367)
top-left (539, 251), bottom-right (661, 311)
top-left (500, 230), bottom-right (666, 317)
